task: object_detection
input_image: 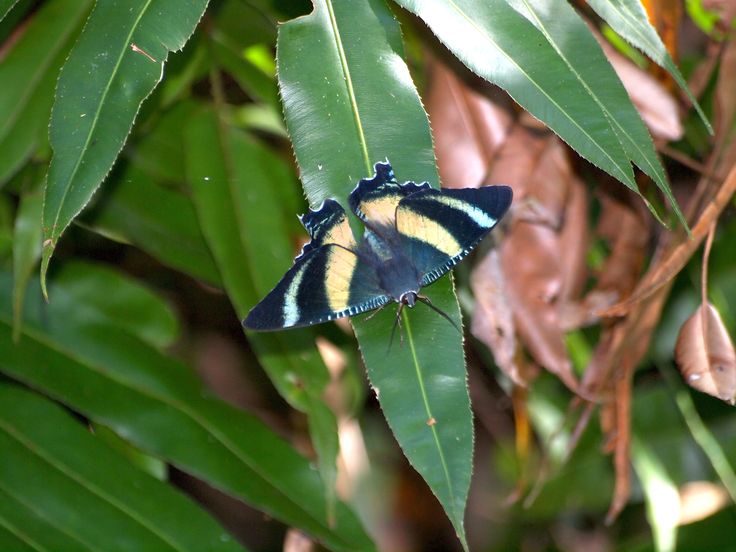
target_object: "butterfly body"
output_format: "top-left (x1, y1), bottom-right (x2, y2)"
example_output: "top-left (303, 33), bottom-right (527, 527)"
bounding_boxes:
top-left (243, 161), bottom-right (512, 331)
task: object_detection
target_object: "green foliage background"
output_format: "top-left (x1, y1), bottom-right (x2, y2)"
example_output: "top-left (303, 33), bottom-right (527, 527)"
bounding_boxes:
top-left (0, 0), bottom-right (734, 551)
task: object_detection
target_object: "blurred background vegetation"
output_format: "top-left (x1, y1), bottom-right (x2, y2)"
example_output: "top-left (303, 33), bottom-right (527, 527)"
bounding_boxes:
top-left (0, 0), bottom-right (735, 551)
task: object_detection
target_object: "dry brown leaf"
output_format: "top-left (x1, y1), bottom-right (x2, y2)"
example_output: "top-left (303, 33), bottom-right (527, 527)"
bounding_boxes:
top-left (598, 37), bottom-right (683, 141)
top-left (426, 57), bottom-right (513, 188)
top-left (470, 250), bottom-right (540, 386)
top-left (675, 302), bottom-right (736, 405)
top-left (470, 250), bottom-right (519, 382)
top-left (595, 194), bottom-right (650, 301)
top-left (558, 175), bottom-right (590, 301)
top-left (600, 165), bottom-right (736, 317)
top-left (489, 122), bottom-right (583, 391)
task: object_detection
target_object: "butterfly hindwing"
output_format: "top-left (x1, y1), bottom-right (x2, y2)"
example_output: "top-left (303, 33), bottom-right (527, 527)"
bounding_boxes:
top-left (396, 186), bottom-right (513, 285)
top-left (244, 199), bottom-right (388, 330)
top-left (349, 160), bottom-right (430, 227)
top-left (297, 198), bottom-right (355, 260)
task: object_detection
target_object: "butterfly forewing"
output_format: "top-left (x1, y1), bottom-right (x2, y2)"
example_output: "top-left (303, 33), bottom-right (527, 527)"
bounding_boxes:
top-left (396, 186), bottom-right (513, 285)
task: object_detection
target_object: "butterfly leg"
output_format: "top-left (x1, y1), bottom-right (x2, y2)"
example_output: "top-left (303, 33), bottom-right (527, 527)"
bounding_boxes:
top-left (388, 303), bottom-right (406, 351)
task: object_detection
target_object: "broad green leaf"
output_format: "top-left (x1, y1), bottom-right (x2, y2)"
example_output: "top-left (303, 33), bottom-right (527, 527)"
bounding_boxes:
top-left (503, 0), bottom-right (686, 227)
top-left (0, 273), bottom-right (374, 552)
top-left (93, 423), bottom-right (167, 481)
top-left (0, 0), bottom-right (91, 186)
top-left (41, 0), bottom-right (210, 294)
top-left (83, 165), bottom-right (222, 286)
top-left (12, 184), bottom-right (42, 341)
top-left (392, 0), bottom-right (678, 225)
top-left (53, 261), bottom-right (179, 349)
top-left (185, 107), bottom-right (338, 517)
top-left (278, 0), bottom-right (472, 548)
top-left (0, 384), bottom-right (246, 552)
top-left (128, 101), bottom-right (198, 185)
top-left (588, 0), bottom-right (712, 134)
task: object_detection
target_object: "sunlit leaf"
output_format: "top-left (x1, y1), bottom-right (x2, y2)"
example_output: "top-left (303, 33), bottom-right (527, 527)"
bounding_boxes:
top-left (278, 0), bottom-right (472, 547)
top-left (587, 0), bottom-right (712, 134)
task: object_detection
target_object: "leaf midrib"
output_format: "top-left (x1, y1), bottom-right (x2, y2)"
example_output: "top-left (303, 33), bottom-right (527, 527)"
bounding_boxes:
top-left (323, 0), bottom-right (372, 176)
top-left (401, 309), bottom-right (460, 529)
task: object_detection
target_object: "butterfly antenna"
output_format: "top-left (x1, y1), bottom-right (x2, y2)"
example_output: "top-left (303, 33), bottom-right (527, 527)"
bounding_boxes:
top-left (417, 295), bottom-right (461, 334)
top-left (388, 303), bottom-right (405, 352)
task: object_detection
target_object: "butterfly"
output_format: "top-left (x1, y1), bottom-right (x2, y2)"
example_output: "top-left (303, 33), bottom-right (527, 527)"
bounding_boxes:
top-left (243, 160), bottom-right (512, 335)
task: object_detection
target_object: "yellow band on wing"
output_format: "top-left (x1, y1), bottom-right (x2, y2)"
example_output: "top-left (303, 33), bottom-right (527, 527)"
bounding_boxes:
top-left (360, 195), bottom-right (401, 225)
top-left (397, 212), bottom-right (462, 257)
top-left (324, 247), bottom-right (358, 313)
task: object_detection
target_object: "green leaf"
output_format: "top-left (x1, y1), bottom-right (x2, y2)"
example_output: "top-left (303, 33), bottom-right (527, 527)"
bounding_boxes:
top-left (502, 0), bottom-right (686, 227)
top-left (185, 107), bottom-right (339, 518)
top-left (631, 438), bottom-right (680, 552)
top-left (41, 0), bottom-right (210, 294)
top-left (83, 165), bottom-right (222, 286)
top-left (12, 184), bottom-right (43, 341)
top-left (52, 261), bottom-right (179, 349)
top-left (0, 0), bottom-right (92, 186)
top-left (128, 101), bottom-right (198, 184)
top-left (278, 0), bottom-right (472, 548)
top-left (0, 273), bottom-right (374, 552)
top-left (392, 0), bottom-right (682, 226)
top-left (587, 0), bottom-right (712, 134)
top-left (0, 384), bottom-right (246, 552)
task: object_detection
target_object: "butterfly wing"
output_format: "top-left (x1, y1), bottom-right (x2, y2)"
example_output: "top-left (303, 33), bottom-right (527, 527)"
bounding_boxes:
top-left (349, 160), bottom-right (430, 228)
top-left (395, 186), bottom-right (513, 286)
top-left (244, 200), bottom-right (389, 330)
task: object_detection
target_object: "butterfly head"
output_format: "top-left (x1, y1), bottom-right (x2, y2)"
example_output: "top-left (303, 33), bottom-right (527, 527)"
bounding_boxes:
top-left (399, 291), bottom-right (418, 308)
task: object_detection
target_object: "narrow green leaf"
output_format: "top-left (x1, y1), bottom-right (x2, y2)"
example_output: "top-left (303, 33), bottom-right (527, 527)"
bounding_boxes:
top-left (0, 273), bottom-right (374, 552)
top-left (83, 165), bottom-right (222, 286)
top-left (52, 261), bottom-right (179, 349)
top-left (396, 0), bottom-right (634, 180)
top-left (503, 0), bottom-right (686, 227)
top-left (0, 384), bottom-right (246, 552)
top-left (278, 0), bottom-right (472, 548)
top-left (588, 0), bottom-right (712, 134)
top-left (631, 438), bottom-right (680, 552)
top-left (12, 186), bottom-right (43, 341)
top-left (0, 0), bottom-right (91, 186)
top-left (41, 0), bottom-right (210, 294)
top-left (185, 107), bottom-right (339, 517)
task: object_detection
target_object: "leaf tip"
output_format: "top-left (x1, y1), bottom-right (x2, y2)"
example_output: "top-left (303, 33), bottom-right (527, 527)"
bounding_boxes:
top-left (40, 239), bottom-right (55, 302)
